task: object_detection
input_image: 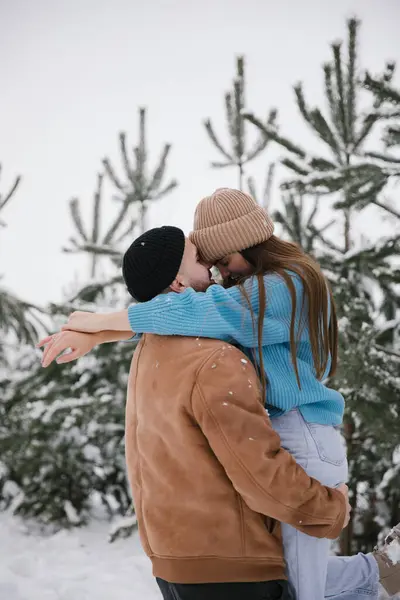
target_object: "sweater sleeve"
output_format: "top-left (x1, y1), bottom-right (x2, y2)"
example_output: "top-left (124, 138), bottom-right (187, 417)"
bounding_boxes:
top-left (127, 274), bottom-right (307, 348)
top-left (191, 346), bottom-right (346, 538)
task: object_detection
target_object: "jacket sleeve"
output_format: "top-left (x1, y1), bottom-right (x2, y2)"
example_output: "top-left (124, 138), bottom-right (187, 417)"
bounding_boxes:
top-left (127, 274), bottom-right (308, 348)
top-left (191, 347), bottom-right (346, 539)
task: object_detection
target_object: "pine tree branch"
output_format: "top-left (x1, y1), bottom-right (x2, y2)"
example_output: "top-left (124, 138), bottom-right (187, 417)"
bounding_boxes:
top-left (204, 119), bottom-right (233, 162)
top-left (0, 287), bottom-right (46, 345)
top-left (369, 108), bottom-right (400, 120)
top-left (355, 64), bottom-right (396, 151)
top-left (233, 78), bottom-right (245, 161)
top-left (138, 108), bottom-right (147, 177)
top-left (353, 113), bottom-right (380, 152)
top-left (294, 83), bottom-right (314, 127)
top-left (309, 108), bottom-right (343, 160)
top-left (263, 162), bottom-right (275, 209)
top-left (384, 125), bottom-right (400, 148)
top-left (154, 179), bottom-right (178, 200)
top-left (374, 344), bottom-right (400, 359)
top-left (332, 41), bottom-right (349, 148)
top-left (284, 169), bottom-right (345, 194)
top-left (244, 112), bottom-right (306, 158)
top-left (364, 151), bottom-right (400, 164)
top-left (69, 198), bottom-right (88, 241)
top-left (346, 18), bottom-right (359, 144)
top-left (371, 198), bottom-right (400, 220)
top-left (103, 194), bottom-right (133, 245)
top-left (342, 235), bottom-right (400, 264)
top-left (67, 274), bottom-right (124, 304)
top-left (92, 173), bottom-right (103, 244)
top-left (244, 110), bottom-right (276, 164)
top-left (244, 137), bottom-right (269, 163)
top-left (225, 92), bottom-right (236, 141)
top-left (364, 72), bottom-right (400, 105)
top-left (74, 242), bottom-right (122, 256)
top-left (295, 84), bottom-right (343, 160)
top-left (312, 228), bottom-right (344, 254)
top-left (148, 144), bottom-right (171, 193)
top-left (333, 172), bottom-right (387, 210)
top-left (320, 218), bottom-right (336, 234)
top-left (324, 64), bottom-right (339, 136)
top-left (272, 208), bottom-right (296, 241)
top-left (280, 157), bottom-right (311, 177)
top-left (306, 195), bottom-right (319, 229)
top-left (0, 174), bottom-right (21, 212)
top-left (119, 133), bottom-right (135, 188)
top-left (102, 158), bottom-right (125, 191)
top-left (133, 147), bottom-right (146, 200)
top-left (210, 161), bottom-right (233, 169)
top-left (309, 157), bottom-right (337, 171)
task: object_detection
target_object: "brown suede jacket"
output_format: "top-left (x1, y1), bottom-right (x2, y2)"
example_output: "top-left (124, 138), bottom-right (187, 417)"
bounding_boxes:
top-left (125, 334), bottom-right (346, 584)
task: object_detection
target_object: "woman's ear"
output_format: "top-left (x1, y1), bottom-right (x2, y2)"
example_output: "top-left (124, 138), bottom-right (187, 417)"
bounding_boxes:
top-left (169, 275), bottom-right (186, 294)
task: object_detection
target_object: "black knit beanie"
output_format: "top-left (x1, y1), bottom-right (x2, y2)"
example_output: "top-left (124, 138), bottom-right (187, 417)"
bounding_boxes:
top-left (122, 226), bottom-right (186, 302)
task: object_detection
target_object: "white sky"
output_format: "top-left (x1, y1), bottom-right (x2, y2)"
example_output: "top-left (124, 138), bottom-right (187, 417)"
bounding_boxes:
top-left (1, 0), bottom-right (399, 306)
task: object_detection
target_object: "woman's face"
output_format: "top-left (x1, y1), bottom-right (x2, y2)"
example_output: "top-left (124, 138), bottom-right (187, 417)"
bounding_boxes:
top-left (215, 252), bottom-right (253, 280)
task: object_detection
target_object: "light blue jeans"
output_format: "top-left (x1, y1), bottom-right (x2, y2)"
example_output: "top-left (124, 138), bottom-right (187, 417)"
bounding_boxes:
top-left (272, 409), bottom-right (379, 600)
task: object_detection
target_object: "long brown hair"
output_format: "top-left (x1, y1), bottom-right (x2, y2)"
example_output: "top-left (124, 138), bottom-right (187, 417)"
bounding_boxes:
top-left (232, 235), bottom-right (338, 400)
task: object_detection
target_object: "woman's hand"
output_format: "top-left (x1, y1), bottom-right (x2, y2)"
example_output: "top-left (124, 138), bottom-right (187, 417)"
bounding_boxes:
top-left (62, 310), bottom-right (131, 333)
top-left (337, 484), bottom-right (351, 528)
top-left (37, 331), bottom-right (102, 367)
top-left (61, 311), bottom-right (105, 333)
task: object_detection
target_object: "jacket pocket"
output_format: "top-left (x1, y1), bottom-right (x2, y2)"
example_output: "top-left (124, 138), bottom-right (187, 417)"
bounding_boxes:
top-left (305, 423), bottom-right (347, 466)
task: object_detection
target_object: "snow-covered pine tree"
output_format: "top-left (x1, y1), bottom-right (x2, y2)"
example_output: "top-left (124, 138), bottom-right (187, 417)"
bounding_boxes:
top-left (103, 107), bottom-right (178, 235)
top-left (0, 340), bottom-right (134, 527)
top-left (0, 166), bottom-right (46, 365)
top-left (271, 190), bottom-right (335, 255)
top-left (245, 18), bottom-right (398, 252)
top-left (0, 165), bottom-right (135, 527)
top-left (364, 72), bottom-right (400, 150)
top-left (204, 56), bottom-right (277, 191)
top-left (63, 172), bottom-right (136, 282)
top-left (0, 116), bottom-right (178, 530)
top-left (270, 186), bottom-right (400, 555)
top-left (244, 17), bottom-right (400, 554)
top-left (244, 15), bottom-right (400, 362)
top-left (362, 72), bottom-right (400, 345)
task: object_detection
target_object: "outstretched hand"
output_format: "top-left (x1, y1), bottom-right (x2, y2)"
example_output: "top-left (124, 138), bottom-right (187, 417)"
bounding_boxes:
top-left (36, 330), bottom-right (100, 367)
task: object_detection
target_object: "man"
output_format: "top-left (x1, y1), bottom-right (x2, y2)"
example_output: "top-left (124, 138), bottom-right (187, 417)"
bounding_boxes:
top-left (39, 227), bottom-right (399, 600)
top-left (40, 227), bottom-right (348, 600)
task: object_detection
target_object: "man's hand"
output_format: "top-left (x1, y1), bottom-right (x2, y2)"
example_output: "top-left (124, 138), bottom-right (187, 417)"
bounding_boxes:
top-left (62, 310), bottom-right (131, 333)
top-left (37, 331), bottom-right (102, 367)
top-left (336, 483), bottom-right (351, 528)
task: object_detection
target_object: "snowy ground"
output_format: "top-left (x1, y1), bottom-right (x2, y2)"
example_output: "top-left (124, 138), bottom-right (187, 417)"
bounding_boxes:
top-left (1, 509), bottom-right (399, 600)
top-left (0, 511), bottom-right (161, 600)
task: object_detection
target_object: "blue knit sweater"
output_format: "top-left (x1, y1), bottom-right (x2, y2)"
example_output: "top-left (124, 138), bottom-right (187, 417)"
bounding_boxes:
top-left (127, 273), bottom-right (344, 425)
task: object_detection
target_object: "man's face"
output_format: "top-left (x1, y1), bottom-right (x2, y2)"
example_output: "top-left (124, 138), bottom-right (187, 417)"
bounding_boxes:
top-left (176, 238), bottom-right (213, 292)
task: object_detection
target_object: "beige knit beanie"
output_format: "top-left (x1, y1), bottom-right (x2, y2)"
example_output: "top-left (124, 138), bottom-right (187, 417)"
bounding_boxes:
top-left (189, 188), bottom-right (274, 262)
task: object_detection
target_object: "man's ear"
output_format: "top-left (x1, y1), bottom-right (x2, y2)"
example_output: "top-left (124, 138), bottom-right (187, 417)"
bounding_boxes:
top-left (169, 274), bottom-right (187, 294)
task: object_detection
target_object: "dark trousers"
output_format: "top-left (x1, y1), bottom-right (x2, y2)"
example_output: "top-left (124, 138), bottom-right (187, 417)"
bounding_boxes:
top-left (156, 578), bottom-right (294, 600)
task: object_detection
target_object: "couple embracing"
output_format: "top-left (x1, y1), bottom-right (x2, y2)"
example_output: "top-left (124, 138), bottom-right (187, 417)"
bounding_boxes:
top-left (40, 188), bottom-right (400, 600)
